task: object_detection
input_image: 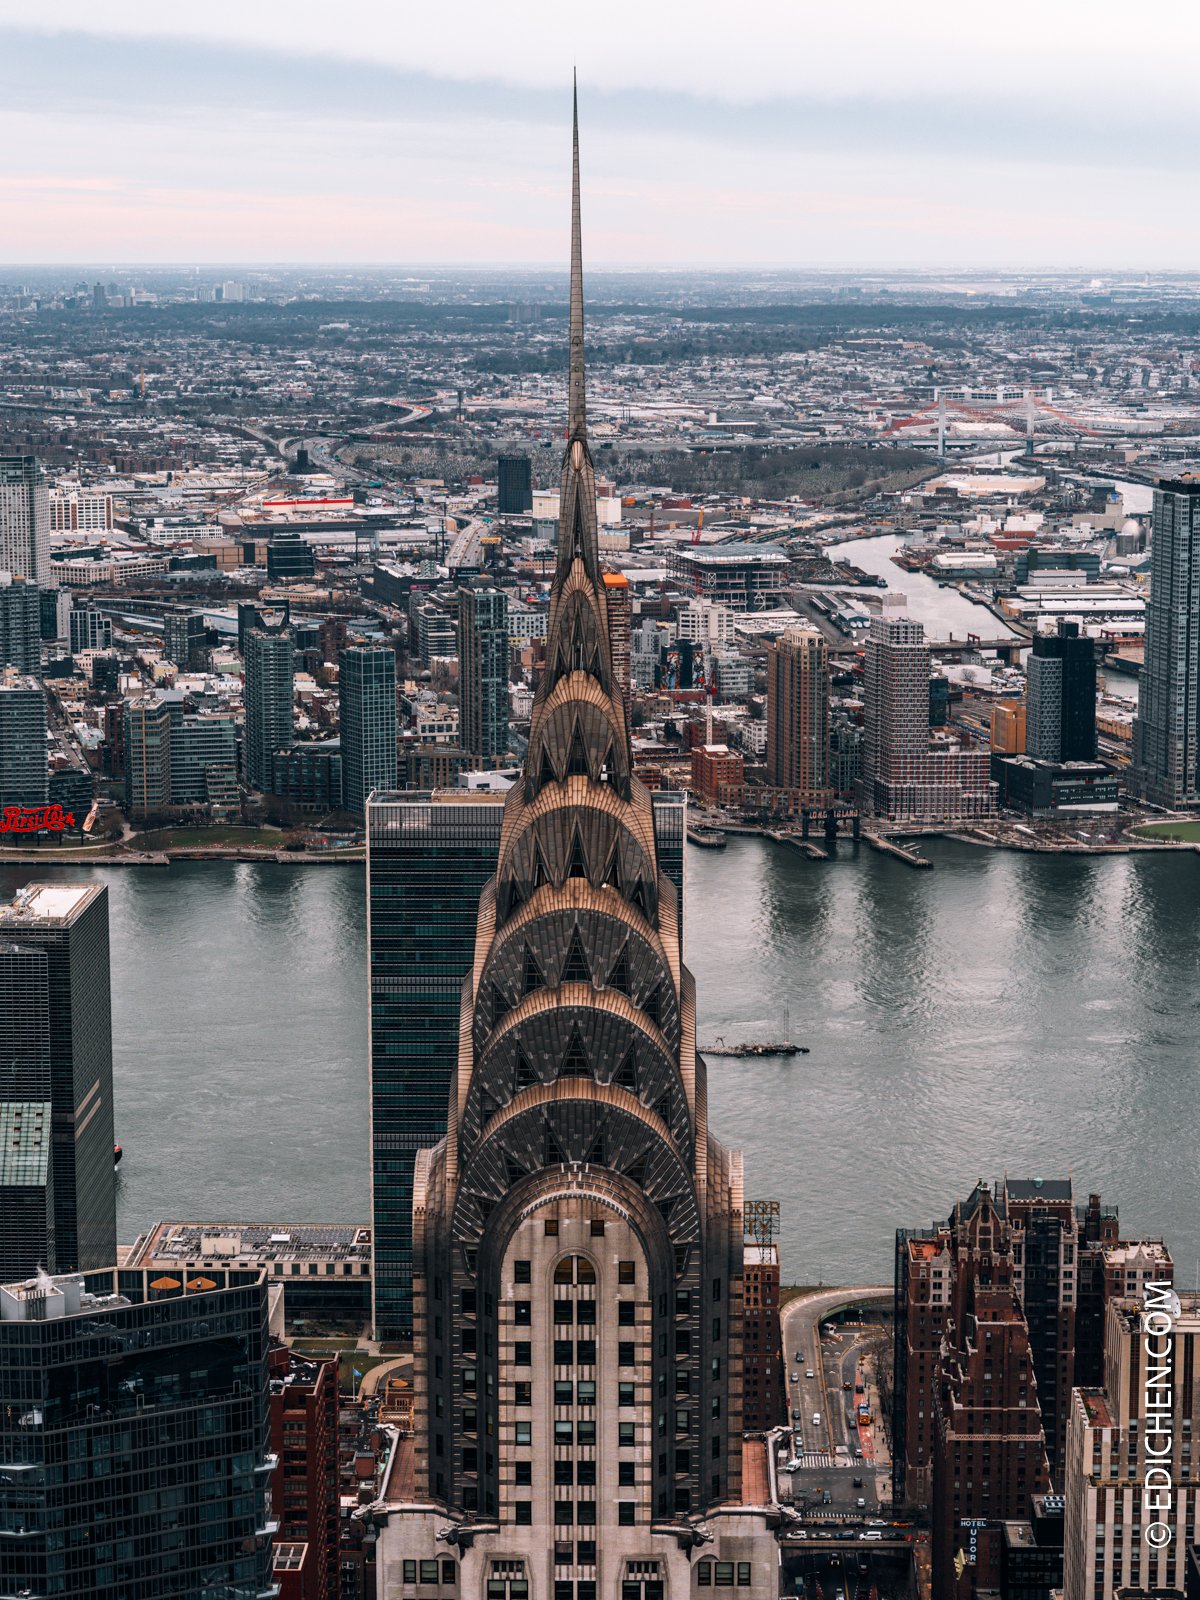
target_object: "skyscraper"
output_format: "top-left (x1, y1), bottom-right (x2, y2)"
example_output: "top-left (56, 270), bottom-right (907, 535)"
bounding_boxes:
top-left (378, 92), bottom-right (773, 1598)
top-left (0, 1264), bottom-right (275, 1600)
top-left (0, 940), bottom-right (54, 1280)
top-left (860, 608), bottom-right (994, 821)
top-left (1025, 620), bottom-right (1096, 763)
top-left (0, 883), bottom-right (116, 1272)
top-left (123, 693), bottom-right (175, 817)
top-left (245, 614), bottom-right (295, 792)
top-left (766, 624), bottom-right (829, 793)
top-left (1063, 1290), bottom-right (1198, 1600)
top-left (458, 583), bottom-right (510, 765)
top-left (366, 786), bottom-right (685, 1342)
top-left (0, 571), bottom-right (40, 672)
top-left (0, 669), bottom-right (48, 810)
top-left (0, 453), bottom-right (51, 584)
top-left (498, 454), bottom-right (534, 514)
top-left (340, 643), bottom-right (397, 816)
top-left (1133, 475), bottom-right (1200, 807)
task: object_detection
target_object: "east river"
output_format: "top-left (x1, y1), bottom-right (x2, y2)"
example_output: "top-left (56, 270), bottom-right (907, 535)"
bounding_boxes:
top-left (3, 842), bottom-right (1197, 1287)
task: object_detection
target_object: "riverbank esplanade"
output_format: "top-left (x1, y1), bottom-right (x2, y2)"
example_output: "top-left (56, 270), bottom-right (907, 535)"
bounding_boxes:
top-left (380, 91), bottom-right (776, 1600)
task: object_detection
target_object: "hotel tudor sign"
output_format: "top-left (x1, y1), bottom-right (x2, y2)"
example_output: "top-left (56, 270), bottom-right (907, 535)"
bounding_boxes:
top-left (744, 1199), bottom-right (780, 1244)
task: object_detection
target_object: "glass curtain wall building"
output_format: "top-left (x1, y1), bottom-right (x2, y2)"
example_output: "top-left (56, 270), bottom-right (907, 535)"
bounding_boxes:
top-left (0, 1265), bottom-right (274, 1599)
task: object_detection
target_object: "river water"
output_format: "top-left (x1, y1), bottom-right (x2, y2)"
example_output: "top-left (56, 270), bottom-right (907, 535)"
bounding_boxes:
top-left (827, 531), bottom-right (1017, 641)
top-left (3, 843), bottom-right (1196, 1287)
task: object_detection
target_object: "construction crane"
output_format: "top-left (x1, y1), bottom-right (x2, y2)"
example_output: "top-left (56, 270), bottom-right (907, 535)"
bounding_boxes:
top-left (691, 508), bottom-right (705, 545)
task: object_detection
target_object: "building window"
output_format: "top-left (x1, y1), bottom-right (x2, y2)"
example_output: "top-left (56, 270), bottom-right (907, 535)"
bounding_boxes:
top-left (514, 1342), bottom-right (531, 1366)
top-left (576, 1300), bottom-right (596, 1325)
top-left (619, 1382), bottom-right (636, 1406)
top-left (515, 1502), bottom-right (532, 1525)
top-left (555, 1502), bottom-right (573, 1526)
top-left (619, 1461), bottom-right (635, 1486)
top-left (554, 1301), bottom-right (574, 1324)
top-left (577, 1380), bottom-right (596, 1404)
top-left (556, 1585), bottom-right (574, 1600)
top-left (619, 1301), bottom-right (636, 1326)
top-left (404, 1562), bottom-right (417, 1584)
top-left (576, 1340), bottom-right (596, 1364)
top-left (421, 1562), bottom-right (439, 1584)
top-left (514, 1301), bottom-right (531, 1326)
top-left (619, 1422), bottom-right (635, 1446)
top-left (619, 1341), bottom-right (635, 1366)
top-left (514, 1260), bottom-right (531, 1283)
top-left (514, 1382), bottom-right (531, 1406)
top-left (555, 1422), bottom-right (573, 1445)
top-left (590, 1220), bottom-right (606, 1237)
top-left (577, 1501), bottom-right (596, 1526)
top-left (515, 1422), bottom-right (531, 1445)
top-left (715, 1563), bottom-right (734, 1587)
top-left (443, 1561), bottom-right (457, 1585)
top-left (515, 1461), bottom-right (531, 1485)
top-left (619, 1261), bottom-right (636, 1283)
top-left (555, 1461), bottom-right (574, 1485)
top-left (577, 1460), bottom-right (596, 1486)
top-left (618, 1502), bottom-right (636, 1525)
top-left (697, 1564), bottom-right (712, 1587)
top-left (554, 1339), bottom-right (573, 1364)
top-left (555, 1381), bottom-right (574, 1405)
top-left (737, 1566), bottom-right (751, 1587)
top-left (577, 1420), bottom-right (596, 1445)
top-left (577, 1546), bottom-right (596, 1568)
top-left (545, 1220), bottom-right (559, 1235)
top-left (555, 1255), bottom-right (596, 1284)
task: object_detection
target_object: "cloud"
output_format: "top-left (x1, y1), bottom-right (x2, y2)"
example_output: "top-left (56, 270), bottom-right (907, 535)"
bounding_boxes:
top-left (1, 10), bottom-right (1198, 266)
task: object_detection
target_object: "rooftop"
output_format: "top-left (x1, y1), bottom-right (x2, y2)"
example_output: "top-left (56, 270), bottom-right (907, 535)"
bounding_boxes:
top-left (128, 1219), bottom-right (372, 1267)
top-left (0, 883), bottom-right (101, 926)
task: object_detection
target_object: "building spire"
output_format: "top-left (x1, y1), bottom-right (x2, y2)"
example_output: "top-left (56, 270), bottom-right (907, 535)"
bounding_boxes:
top-left (568, 73), bottom-right (586, 442)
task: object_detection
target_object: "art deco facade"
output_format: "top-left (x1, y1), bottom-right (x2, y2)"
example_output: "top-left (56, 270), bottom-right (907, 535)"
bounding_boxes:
top-left (377, 95), bottom-right (775, 1600)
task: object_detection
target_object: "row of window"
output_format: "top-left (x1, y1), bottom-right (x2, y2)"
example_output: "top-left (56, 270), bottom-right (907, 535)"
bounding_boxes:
top-left (696, 1563), bottom-right (753, 1587)
top-left (400, 1559), bottom-right (457, 1586)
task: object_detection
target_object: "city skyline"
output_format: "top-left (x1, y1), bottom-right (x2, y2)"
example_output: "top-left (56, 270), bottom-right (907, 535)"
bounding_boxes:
top-left (4, 2), bottom-right (1200, 266)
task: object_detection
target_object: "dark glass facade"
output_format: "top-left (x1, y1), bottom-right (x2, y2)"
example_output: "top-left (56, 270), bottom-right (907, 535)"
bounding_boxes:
top-left (458, 587), bottom-right (510, 766)
top-left (366, 788), bottom-right (686, 1341)
top-left (497, 455), bottom-right (533, 515)
top-left (0, 1266), bottom-right (274, 1599)
top-left (0, 942), bottom-right (54, 1281)
top-left (0, 885), bottom-right (116, 1274)
top-left (339, 645), bottom-right (397, 817)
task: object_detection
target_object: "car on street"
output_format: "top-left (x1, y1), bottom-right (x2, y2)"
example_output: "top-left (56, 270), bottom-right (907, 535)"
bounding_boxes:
top-left (812, 1412), bottom-right (821, 1426)
top-left (856, 1497), bottom-right (866, 1509)
top-left (863, 1531), bottom-right (884, 1542)
top-left (790, 1371), bottom-right (799, 1383)
top-left (791, 1408), bottom-right (802, 1421)
top-left (795, 1351), bottom-right (803, 1363)
top-left (806, 1368), bottom-right (815, 1378)
top-left (842, 1380), bottom-right (853, 1390)
top-left (783, 1457), bottom-right (803, 1472)
top-left (852, 1476), bottom-right (863, 1487)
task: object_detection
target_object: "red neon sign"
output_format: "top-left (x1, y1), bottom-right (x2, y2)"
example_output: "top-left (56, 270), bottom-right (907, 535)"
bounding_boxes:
top-left (0, 805), bottom-right (77, 834)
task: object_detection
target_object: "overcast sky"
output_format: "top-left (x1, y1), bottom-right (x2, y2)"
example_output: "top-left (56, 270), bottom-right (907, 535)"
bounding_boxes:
top-left (3, 1), bottom-right (1198, 268)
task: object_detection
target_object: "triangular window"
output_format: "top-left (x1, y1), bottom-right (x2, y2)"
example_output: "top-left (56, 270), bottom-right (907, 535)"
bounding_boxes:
top-left (515, 1048), bottom-right (537, 1090)
top-left (625, 1155), bottom-right (648, 1188)
top-left (560, 1027), bottom-right (592, 1078)
top-left (614, 1045), bottom-right (638, 1093)
top-left (561, 927), bottom-right (590, 985)
top-left (544, 1122), bottom-right (568, 1166)
top-left (492, 985), bottom-right (510, 1027)
top-left (565, 829), bottom-right (589, 882)
top-left (566, 722), bottom-right (590, 778)
top-left (655, 1094), bottom-right (672, 1127)
top-left (533, 845), bottom-right (551, 890)
top-left (505, 1153), bottom-right (528, 1186)
top-left (585, 1128), bottom-right (607, 1167)
top-left (607, 945), bottom-right (631, 997)
top-left (539, 747), bottom-right (557, 788)
top-left (521, 945), bottom-right (544, 997)
top-left (643, 985), bottom-right (662, 1029)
